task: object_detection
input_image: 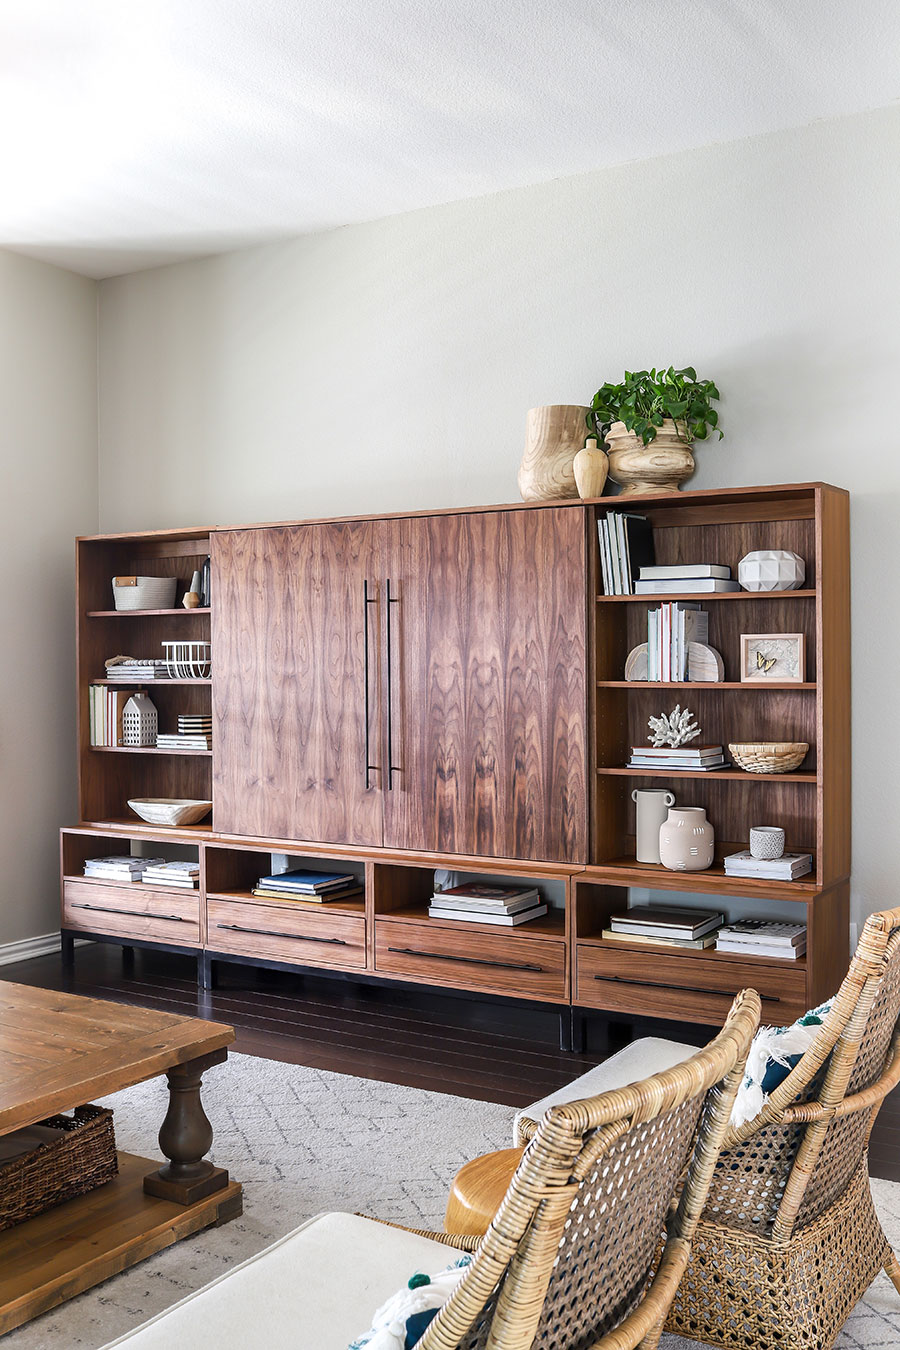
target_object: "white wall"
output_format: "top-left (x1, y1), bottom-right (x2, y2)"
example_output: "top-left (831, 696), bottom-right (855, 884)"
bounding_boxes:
top-left (0, 251), bottom-right (98, 948)
top-left (97, 104), bottom-right (900, 927)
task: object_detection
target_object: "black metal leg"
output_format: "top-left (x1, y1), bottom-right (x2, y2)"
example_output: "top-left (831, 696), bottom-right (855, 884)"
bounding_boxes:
top-left (199, 952), bottom-right (218, 991)
top-left (122, 945), bottom-right (135, 973)
top-left (570, 1009), bottom-right (588, 1055)
top-left (60, 931), bottom-right (75, 969)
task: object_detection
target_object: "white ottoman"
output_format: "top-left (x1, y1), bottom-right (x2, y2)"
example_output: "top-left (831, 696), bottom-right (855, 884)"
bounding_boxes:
top-left (102, 1211), bottom-right (462, 1350)
top-left (514, 1036), bottom-right (696, 1143)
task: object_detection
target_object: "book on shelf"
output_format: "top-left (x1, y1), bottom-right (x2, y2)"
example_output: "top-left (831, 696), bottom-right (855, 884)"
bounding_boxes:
top-left (427, 902), bottom-right (548, 927)
top-left (141, 861), bottom-right (201, 889)
top-left (89, 685), bottom-right (139, 747)
top-left (251, 885), bottom-right (363, 903)
top-left (723, 851), bottom-right (813, 880)
top-left (597, 513), bottom-right (655, 595)
top-left (430, 883), bottom-right (539, 908)
top-left (627, 743), bottom-right (726, 770)
top-left (635, 578), bottom-right (741, 594)
top-left (200, 556), bottom-right (211, 608)
top-left (716, 919), bottom-right (807, 948)
top-left (716, 938), bottom-right (806, 960)
top-left (83, 855), bottom-right (166, 881)
top-left (255, 868), bottom-right (358, 895)
top-left (430, 890), bottom-right (540, 916)
top-left (156, 734), bottom-right (212, 749)
top-left (647, 603), bottom-right (709, 681)
top-left (104, 659), bottom-right (171, 680)
top-left (601, 928), bottom-right (719, 950)
top-left (640, 564), bottom-right (732, 580)
top-left (609, 905), bottom-right (724, 940)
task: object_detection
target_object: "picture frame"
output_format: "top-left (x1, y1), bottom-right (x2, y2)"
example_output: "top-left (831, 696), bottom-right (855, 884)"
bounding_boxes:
top-left (740, 632), bottom-right (806, 683)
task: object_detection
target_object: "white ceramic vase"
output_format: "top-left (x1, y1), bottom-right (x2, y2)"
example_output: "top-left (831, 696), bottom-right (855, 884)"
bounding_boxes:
top-left (632, 788), bottom-right (675, 864)
top-left (659, 806), bottom-right (715, 872)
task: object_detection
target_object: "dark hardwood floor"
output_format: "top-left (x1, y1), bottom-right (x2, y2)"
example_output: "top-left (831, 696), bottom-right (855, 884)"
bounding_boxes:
top-left (4, 943), bottom-right (899, 1180)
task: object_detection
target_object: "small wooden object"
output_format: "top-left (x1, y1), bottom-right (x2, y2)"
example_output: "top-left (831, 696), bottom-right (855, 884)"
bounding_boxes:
top-left (572, 438), bottom-right (609, 499)
top-left (687, 642), bottom-right (725, 682)
top-left (728, 741), bottom-right (809, 774)
top-left (518, 405), bottom-right (588, 500)
top-left (624, 643), bottom-right (649, 680)
top-left (445, 1146), bottom-right (523, 1235)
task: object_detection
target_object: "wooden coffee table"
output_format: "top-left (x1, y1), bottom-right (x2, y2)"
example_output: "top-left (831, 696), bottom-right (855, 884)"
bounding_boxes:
top-left (0, 981), bottom-right (242, 1335)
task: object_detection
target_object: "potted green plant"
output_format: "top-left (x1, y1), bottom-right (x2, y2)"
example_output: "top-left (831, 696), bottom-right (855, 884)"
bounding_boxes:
top-left (587, 367), bottom-right (722, 496)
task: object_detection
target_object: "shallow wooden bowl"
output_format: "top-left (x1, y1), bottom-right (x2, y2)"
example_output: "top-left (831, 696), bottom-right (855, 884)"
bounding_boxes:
top-left (727, 742), bottom-right (809, 774)
top-left (127, 798), bottom-right (212, 826)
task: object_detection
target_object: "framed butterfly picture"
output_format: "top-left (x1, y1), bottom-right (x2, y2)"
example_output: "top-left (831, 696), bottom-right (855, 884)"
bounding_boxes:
top-left (740, 633), bottom-right (806, 683)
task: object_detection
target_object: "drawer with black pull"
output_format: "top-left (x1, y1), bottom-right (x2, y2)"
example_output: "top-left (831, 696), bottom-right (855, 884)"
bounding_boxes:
top-left (375, 917), bottom-right (567, 1001)
top-left (62, 878), bottom-right (200, 946)
top-left (206, 897), bottom-right (366, 969)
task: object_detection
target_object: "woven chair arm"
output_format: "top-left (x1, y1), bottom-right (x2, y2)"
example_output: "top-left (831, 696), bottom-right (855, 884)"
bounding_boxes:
top-left (356, 1214), bottom-right (482, 1251)
top-left (779, 1028), bottom-right (900, 1124)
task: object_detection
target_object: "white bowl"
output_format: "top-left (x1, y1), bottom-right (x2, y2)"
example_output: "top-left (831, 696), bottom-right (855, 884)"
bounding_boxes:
top-left (127, 798), bottom-right (212, 826)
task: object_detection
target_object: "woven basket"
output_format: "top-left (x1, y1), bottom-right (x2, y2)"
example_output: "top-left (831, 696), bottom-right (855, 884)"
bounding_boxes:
top-left (0, 1104), bottom-right (117, 1231)
top-left (728, 741), bottom-right (809, 774)
top-left (112, 575), bottom-right (178, 611)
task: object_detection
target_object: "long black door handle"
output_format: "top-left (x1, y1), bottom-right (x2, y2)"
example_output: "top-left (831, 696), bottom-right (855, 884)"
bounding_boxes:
top-left (71, 902), bottom-right (188, 922)
top-left (385, 579), bottom-right (400, 789)
top-left (387, 946), bottom-right (543, 973)
top-left (363, 579), bottom-right (379, 788)
top-left (593, 973), bottom-right (781, 1003)
top-left (216, 923), bottom-right (347, 946)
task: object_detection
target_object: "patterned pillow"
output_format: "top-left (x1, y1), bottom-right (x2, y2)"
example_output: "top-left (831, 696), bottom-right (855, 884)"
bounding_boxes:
top-left (730, 999), bottom-right (833, 1128)
top-left (350, 1255), bottom-right (472, 1350)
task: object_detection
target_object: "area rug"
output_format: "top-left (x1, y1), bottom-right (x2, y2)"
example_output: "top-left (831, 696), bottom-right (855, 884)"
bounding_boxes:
top-left (6, 1052), bottom-right (900, 1349)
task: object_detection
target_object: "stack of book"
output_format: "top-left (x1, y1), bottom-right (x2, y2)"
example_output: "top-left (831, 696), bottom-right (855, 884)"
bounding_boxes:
top-left (252, 868), bottom-right (363, 903)
top-left (157, 715), bottom-right (213, 751)
top-left (83, 855), bottom-right (165, 883)
top-left (646, 603), bottom-right (709, 680)
top-left (428, 883), bottom-right (547, 927)
top-left (716, 919), bottom-right (807, 960)
top-left (104, 658), bottom-right (170, 680)
top-left (141, 860), bottom-right (201, 889)
top-left (597, 513), bottom-right (655, 595)
top-left (89, 686), bottom-right (138, 746)
top-left (724, 850), bottom-right (813, 881)
top-left (627, 743), bottom-right (727, 772)
top-left (635, 563), bottom-right (740, 595)
top-left (602, 905), bottom-right (724, 950)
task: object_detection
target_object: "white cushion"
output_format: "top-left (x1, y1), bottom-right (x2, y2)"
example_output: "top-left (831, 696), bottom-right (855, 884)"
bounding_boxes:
top-left (514, 1037), bottom-right (696, 1143)
top-left (101, 1211), bottom-right (462, 1350)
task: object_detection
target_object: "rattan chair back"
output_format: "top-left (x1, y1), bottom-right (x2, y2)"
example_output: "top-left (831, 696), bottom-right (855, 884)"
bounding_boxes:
top-left (420, 988), bottom-right (760, 1350)
top-left (704, 906), bottom-right (900, 1243)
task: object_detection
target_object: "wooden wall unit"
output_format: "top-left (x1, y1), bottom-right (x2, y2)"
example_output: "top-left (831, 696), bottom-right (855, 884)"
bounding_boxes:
top-left (64, 484), bottom-right (851, 1034)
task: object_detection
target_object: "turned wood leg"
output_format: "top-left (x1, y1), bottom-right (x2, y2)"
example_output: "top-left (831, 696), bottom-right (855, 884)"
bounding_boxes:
top-left (144, 1049), bottom-right (230, 1205)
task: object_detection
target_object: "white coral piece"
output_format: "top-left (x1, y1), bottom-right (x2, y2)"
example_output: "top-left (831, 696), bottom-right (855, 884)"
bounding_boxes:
top-left (647, 704), bottom-right (701, 748)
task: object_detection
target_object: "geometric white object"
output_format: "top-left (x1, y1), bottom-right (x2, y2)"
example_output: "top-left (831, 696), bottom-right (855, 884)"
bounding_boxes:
top-left (122, 692), bottom-right (158, 747)
top-left (738, 549), bottom-right (806, 591)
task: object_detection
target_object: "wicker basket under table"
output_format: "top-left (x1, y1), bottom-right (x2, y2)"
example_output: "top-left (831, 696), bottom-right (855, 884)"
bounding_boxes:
top-left (0, 1104), bottom-right (118, 1231)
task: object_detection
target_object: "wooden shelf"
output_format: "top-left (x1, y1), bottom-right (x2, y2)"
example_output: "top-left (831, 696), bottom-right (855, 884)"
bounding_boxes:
top-left (575, 932), bottom-right (807, 970)
top-left (89, 745), bottom-right (212, 756)
top-left (597, 680), bottom-right (817, 690)
top-left (381, 904), bottom-right (566, 942)
top-left (63, 874), bottom-right (199, 895)
top-left (206, 888), bottom-right (365, 917)
top-left (91, 678), bottom-right (211, 686)
top-left (596, 589), bottom-right (816, 603)
top-left (84, 816), bottom-right (213, 835)
top-left (86, 608), bottom-right (210, 617)
top-left (582, 857), bottom-right (818, 901)
top-left (597, 766), bottom-right (817, 782)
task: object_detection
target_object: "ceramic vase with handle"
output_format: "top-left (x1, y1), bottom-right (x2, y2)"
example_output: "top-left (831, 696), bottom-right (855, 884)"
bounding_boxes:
top-left (632, 788), bottom-right (675, 864)
top-left (659, 805), bottom-right (715, 872)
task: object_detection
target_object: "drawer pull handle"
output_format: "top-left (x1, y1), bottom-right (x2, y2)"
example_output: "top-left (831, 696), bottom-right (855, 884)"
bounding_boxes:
top-left (593, 973), bottom-right (781, 1003)
top-left (387, 946), bottom-right (543, 974)
top-left (216, 924), bottom-right (347, 946)
top-left (71, 902), bottom-right (187, 923)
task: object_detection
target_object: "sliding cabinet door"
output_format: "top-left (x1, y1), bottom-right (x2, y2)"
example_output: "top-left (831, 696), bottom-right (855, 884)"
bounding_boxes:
top-left (381, 507), bottom-right (588, 862)
top-left (212, 522), bottom-right (386, 845)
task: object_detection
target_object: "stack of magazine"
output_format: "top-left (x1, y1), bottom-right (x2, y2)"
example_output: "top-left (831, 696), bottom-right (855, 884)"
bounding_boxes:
top-left (83, 855), bottom-right (165, 883)
top-left (252, 867), bottom-right (363, 903)
top-left (428, 883), bottom-right (547, 927)
top-left (597, 513), bottom-right (654, 595)
top-left (141, 860), bottom-right (200, 889)
top-left (635, 564), bottom-right (740, 595)
top-left (716, 919), bottom-right (807, 960)
top-left (724, 851), bottom-right (813, 881)
top-left (627, 743), bottom-right (727, 772)
top-left (602, 905), bottom-right (724, 950)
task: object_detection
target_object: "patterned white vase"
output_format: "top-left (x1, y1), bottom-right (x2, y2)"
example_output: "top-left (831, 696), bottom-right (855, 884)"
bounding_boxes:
top-left (659, 806), bottom-right (715, 872)
top-left (738, 549), bottom-right (806, 592)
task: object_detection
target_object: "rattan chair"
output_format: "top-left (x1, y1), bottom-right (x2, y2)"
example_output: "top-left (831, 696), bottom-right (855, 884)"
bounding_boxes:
top-left (665, 905), bottom-right (900, 1350)
top-left (399, 988), bottom-right (760, 1350)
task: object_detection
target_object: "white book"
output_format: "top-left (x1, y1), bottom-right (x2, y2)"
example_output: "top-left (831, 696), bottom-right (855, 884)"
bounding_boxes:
top-left (597, 521), bottom-right (610, 594)
top-left (640, 564), bottom-right (732, 580)
top-left (615, 513), bottom-right (630, 594)
top-left (427, 903), bottom-right (547, 926)
top-left (717, 920), bottom-right (807, 947)
top-left (716, 940), bottom-right (805, 960)
top-left (634, 579), bottom-right (741, 594)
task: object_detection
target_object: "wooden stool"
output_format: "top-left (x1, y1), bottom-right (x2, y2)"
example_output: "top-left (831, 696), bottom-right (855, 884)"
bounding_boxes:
top-left (444, 1147), bottom-right (524, 1235)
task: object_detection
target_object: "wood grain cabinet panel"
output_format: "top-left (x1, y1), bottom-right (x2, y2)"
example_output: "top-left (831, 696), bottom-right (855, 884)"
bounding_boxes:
top-left (376, 918), bottom-right (567, 1000)
top-left (207, 898), bottom-right (366, 969)
top-left (212, 523), bottom-right (386, 846)
top-left (382, 508), bottom-right (588, 862)
top-left (62, 880), bottom-right (200, 946)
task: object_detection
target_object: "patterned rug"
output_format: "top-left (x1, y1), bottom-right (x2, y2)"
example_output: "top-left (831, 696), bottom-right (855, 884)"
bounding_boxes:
top-left (6, 1052), bottom-right (900, 1349)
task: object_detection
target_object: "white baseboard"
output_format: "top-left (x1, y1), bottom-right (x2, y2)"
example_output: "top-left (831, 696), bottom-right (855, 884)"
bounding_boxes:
top-left (0, 931), bottom-right (64, 967)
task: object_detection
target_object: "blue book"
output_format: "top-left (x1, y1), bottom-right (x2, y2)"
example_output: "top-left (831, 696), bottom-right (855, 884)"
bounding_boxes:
top-left (256, 868), bottom-right (355, 892)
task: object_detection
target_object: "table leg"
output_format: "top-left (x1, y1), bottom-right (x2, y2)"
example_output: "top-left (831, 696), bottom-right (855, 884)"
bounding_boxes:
top-left (143, 1049), bottom-right (230, 1205)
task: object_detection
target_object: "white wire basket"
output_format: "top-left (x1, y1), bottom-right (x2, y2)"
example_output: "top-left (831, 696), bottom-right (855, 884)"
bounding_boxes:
top-left (162, 641), bottom-right (211, 679)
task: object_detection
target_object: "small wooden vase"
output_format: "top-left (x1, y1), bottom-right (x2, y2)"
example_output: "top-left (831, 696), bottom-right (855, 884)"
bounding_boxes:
top-left (572, 438), bottom-right (609, 499)
top-left (605, 419), bottom-right (695, 496)
top-left (518, 405), bottom-right (589, 501)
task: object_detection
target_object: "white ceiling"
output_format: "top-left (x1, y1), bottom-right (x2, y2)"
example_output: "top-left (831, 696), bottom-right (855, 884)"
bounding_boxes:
top-left (2, 0), bottom-right (899, 279)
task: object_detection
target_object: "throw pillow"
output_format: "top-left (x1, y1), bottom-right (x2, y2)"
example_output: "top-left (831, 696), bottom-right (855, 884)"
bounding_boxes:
top-left (729, 999), bottom-right (833, 1129)
top-left (350, 1255), bottom-right (472, 1350)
